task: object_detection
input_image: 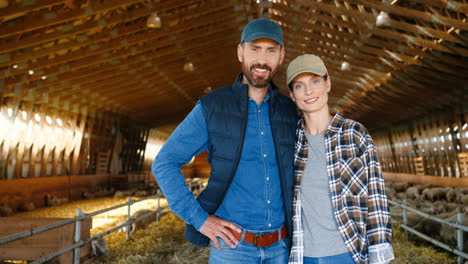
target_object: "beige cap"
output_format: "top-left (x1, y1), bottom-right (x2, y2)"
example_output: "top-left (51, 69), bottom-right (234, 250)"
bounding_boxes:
top-left (286, 54), bottom-right (328, 85)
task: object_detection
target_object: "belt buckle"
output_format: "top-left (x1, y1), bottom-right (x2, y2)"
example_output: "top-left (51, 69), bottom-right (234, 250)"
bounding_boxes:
top-left (254, 233), bottom-right (264, 247)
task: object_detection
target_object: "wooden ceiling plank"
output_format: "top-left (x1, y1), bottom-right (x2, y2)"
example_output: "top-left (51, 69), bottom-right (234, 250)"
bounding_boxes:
top-left (398, 0), bottom-right (468, 14)
top-left (0, 0), bottom-right (201, 53)
top-left (4, 16), bottom-right (241, 87)
top-left (0, 0), bottom-right (67, 22)
top-left (7, 14), bottom-right (240, 91)
top-left (0, 1), bottom-right (237, 68)
top-left (347, 0), bottom-right (468, 30)
top-left (281, 3), bottom-right (467, 55)
top-left (0, 0), bottom-right (202, 39)
top-left (31, 29), bottom-right (239, 100)
top-left (91, 54), bottom-right (238, 109)
top-left (31, 34), bottom-right (238, 105)
top-left (2, 12), bottom-right (241, 83)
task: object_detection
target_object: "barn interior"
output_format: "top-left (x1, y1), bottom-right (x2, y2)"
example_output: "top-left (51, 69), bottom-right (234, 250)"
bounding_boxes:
top-left (0, 0), bottom-right (467, 263)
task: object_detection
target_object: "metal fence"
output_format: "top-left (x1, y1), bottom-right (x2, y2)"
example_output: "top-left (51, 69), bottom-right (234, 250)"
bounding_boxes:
top-left (0, 180), bottom-right (205, 264)
top-left (389, 199), bottom-right (467, 264)
top-left (3, 186), bottom-right (464, 263)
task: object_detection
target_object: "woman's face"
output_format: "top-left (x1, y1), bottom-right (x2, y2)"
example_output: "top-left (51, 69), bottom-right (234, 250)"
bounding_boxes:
top-left (289, 72), bottom-right (331, 114)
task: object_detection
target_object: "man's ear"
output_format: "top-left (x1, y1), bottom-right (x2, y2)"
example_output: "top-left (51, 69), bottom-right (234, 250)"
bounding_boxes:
top-left (237, 43), bottom-right (243, 63)
top-left (279, 46), bottom-right (286, 65)
top-left (326, 76), bottom-right (331, 93)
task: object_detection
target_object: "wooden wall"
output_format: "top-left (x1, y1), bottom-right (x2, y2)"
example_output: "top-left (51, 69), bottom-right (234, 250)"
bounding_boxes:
top-left (0, 174), bottom-right (111, 212)
top-left (0, 102), bottom-right (150, 179)
top-left (374, 108), bottom-right (468, 177)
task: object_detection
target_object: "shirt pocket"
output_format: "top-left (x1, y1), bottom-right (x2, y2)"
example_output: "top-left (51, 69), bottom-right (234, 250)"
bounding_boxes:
top-left (339, 157), bottom-right (368, 196)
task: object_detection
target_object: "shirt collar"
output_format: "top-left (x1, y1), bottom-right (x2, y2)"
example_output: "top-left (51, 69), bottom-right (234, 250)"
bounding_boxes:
top-left (248, 86), bottom-right (272, 103)
top-left (298, 112), bottom-right (345, 135)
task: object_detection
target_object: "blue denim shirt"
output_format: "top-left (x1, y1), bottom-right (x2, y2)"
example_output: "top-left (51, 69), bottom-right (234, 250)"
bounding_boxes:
top-left (152, 94), bottom-right (284, 231)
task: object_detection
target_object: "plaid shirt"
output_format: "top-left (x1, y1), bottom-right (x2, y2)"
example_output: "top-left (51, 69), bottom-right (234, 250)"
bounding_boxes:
top-left (289, 113), bottom-right (393, 264)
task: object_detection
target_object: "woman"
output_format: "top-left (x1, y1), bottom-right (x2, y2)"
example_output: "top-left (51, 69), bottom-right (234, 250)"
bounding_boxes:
top-left (286, 54), bottom-right (394, 264)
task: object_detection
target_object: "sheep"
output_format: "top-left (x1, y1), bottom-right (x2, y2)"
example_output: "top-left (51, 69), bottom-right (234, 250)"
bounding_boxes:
top-left (385, 187), bottom-right (396, 201)
top-left (131, 209), bottom-right (157, 233)
top-left (439, 210), bottom-right (468, 252)
top-left (82, 191), bottom-right (96, 199)
top-left (462, 194), bottom-right (468, 206)
top-left (405, 187), bottom-right (420, 200)
top-left (0, 204), bottom-right (13, 216)
top-left (116, 220), bottom-right (132, 233)
top-left (421, 187), bottom-right (445, 201)
top-left (134, 190), bottom-right (149, 197)
top-left (45, 194), bottom-right (69, 206)
top-left (392, 182), bottom-right (409, 193)
top-left (113, 190), bottom-right (133, 198)
top-left (19, 202), bottom-right (35, 212)
top-left (396, 192), bottom-right (407, 200)
top-left (433, 200), bottom-right (448, 214)
top-left (91, 237), bottom-right (109, 256)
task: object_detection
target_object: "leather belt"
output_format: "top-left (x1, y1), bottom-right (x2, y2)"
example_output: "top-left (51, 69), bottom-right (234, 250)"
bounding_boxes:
top-left (227, 226), bottom-right (288, 247)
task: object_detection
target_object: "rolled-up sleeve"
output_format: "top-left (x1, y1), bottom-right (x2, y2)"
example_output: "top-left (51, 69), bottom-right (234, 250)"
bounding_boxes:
top-left (152, 102), bottom-right (209, 230)
top-left (365, 134), bottom-right (394, 263)
top-left (365, 134), bottom-right (392, 244)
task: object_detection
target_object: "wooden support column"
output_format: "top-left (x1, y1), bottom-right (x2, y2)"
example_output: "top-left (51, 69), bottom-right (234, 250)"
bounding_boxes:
top-left (13, 102), bottom-right (35, 178)
top-left (387, 131), bottom-right (398, 173)
top-left (0, 98), bottom-right (20, 179)
top-left (70, 107), bottom-right (88, 175)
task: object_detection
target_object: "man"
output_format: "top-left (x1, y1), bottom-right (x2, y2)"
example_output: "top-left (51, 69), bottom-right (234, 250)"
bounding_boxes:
top-left (286, 54), bottom-right (394, 264)
top-left (152, 18), bottom-right (297, 263)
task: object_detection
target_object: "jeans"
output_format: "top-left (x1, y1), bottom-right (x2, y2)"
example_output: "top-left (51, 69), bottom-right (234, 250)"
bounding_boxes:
top-left (303, 252), bottom-right (355, 264)
top-left (209, 229), bottom-right (289, 264)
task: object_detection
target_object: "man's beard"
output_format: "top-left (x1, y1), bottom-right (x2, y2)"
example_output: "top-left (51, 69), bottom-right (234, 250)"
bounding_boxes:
top-left (242, 62), bottom-right (277, 88)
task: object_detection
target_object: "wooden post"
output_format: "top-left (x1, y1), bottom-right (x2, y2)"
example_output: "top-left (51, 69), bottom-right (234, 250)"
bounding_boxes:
top-left (457, 210), bottom-right (463, 264)
top-left (74, 208), bottom-right (82, 264)
top-left (126, 197), bottom-right (132, 240)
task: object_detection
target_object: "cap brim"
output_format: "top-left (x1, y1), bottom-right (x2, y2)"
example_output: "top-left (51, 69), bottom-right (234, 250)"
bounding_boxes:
top-left (287, 68), bottom-right (328, 85)
top-left (242, 32), bottom-right (283, 46)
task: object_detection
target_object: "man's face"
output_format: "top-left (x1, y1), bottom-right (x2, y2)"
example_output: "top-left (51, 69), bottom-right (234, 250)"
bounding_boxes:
top-left (237, 38), bottom-right (285, 88)
top-left (289, 72), bottom-right (331, 114)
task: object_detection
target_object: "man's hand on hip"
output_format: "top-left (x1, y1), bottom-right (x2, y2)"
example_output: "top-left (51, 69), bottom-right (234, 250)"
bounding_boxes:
top-left (199, 215), bottom-right (241, 249)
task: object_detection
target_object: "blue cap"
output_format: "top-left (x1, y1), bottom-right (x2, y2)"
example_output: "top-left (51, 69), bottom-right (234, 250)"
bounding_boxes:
top-left (241, 18), bottom-right (284, 46)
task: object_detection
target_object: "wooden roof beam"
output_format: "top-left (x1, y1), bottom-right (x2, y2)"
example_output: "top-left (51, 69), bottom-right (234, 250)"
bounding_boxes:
top-left (3, 14), bottom-right (241, 86)
top-left (7, 15), bottom-right (239, 91)
top-left (0, 0), bottom-right (67, 22)
top-left (348, 0), bottom-right (468, 30)
top-left (29, 34), bottom-right (238, 106)
top-left (285, 2), bottom-right (468, 55)
top-left (0, 1), bottom-right (237, 68)
top-left (37, 31), bottom-right (239, 100)
top-left (0, 0), bottom-right (201, 53)
top-left (0, 0), bottom-right (201, 39)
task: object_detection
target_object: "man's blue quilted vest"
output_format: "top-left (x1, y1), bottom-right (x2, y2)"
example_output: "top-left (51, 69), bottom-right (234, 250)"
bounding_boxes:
top-left (185, 74), bottom-right (297, 247)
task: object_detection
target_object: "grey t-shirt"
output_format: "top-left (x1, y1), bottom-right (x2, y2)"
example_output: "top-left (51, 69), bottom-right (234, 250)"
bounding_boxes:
top-left (301, 132), bottom-right (348, 257)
